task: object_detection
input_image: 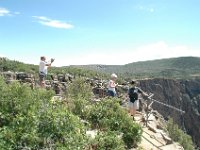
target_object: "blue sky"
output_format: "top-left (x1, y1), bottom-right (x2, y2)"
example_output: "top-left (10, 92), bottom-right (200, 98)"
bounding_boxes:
top-left (0, 0), bottom-right (200, 66)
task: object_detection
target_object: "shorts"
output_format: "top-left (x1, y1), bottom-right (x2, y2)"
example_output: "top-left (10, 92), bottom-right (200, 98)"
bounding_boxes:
top-left (128, 99), bottom-right (139, 110)
top-left (107, 90), bottom-right (116, 97)
top-left (39, 72), bottom-right (46, 82)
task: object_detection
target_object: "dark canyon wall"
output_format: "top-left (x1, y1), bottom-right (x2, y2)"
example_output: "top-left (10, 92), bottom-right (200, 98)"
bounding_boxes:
top-left (139, 78), bottom-right (200, 147)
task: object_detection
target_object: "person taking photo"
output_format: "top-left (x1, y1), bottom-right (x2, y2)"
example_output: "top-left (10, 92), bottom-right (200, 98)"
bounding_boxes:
top-left (39, 56), bottom-right (54, 88)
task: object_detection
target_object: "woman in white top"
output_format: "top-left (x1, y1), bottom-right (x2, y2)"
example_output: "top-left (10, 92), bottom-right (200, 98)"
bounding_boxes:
top-left (107, 73), bottom-right (118, 97)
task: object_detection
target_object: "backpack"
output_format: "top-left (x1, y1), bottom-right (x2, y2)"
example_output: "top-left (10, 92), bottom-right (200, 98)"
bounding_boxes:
top-left (128, 87), bottom-right (138, 103)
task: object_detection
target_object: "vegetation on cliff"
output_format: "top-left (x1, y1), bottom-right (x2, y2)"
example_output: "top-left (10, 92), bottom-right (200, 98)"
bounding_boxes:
top-left (0, 77), bottom-right (142, 149)
top-left (167, 118), bottom-right (194, 150)
top-left (0, 56), bottom-right (198, 149)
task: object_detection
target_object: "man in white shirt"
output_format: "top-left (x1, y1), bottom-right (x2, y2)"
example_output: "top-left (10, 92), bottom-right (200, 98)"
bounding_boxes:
top-left (39, 56), bottom-right (54, 88)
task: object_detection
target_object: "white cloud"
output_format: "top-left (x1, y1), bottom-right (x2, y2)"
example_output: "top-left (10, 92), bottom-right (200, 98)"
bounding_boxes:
top-left (133, 41), bottom-right (200, 62)
top-left (33, 16), bottom-right (48, 20)
top-left (4, 42), bottom-right (200, 67)
top-left (114, 41), bottom-right (200, 65)
top-left (33, 16), bottom-right (74, 29)
top-left (0, 7), bottom-right (10, 16)
top-left (0, 54), bottom-right (6, 58)
top-left (0, 7), bottom-right (20, 16)
top-left (137, 5), bottom-right (155, 13)
top-left (53, 41), bottom-right (200, 66)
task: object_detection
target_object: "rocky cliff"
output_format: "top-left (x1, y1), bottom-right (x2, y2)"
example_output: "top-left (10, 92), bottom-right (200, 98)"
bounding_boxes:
top-left (138, 78), bottom-right (200, 147)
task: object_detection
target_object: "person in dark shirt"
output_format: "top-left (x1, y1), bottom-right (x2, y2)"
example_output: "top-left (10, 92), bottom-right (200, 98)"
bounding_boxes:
top-left (128, 80), bottom-right (148, 119)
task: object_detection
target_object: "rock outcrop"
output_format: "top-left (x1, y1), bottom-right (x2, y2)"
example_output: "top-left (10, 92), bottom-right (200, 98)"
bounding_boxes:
top-left (134, 112), bottom-right (184, 150)
top-left (138, 78), bottom-right (200, 147)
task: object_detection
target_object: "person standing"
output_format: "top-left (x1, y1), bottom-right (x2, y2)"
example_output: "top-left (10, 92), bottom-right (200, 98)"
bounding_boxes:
top-left (128, 80), bottom-right (148, 119)
top-left (39, 56), bottom-right (54, 88)
top-left (107, 73), bottom-right (118, 97)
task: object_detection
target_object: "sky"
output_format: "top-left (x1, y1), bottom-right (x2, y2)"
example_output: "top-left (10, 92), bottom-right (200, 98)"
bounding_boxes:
top-left (0, 0), bottom-right (200, 66)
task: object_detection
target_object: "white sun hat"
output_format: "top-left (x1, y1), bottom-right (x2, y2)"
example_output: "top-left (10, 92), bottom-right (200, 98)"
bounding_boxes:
top-left (111, 73), bottom-right (117, 78)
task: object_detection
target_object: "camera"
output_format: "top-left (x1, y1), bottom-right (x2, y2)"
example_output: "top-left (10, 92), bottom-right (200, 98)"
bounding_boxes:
top-left (51, 58), bottom-right (55, 63)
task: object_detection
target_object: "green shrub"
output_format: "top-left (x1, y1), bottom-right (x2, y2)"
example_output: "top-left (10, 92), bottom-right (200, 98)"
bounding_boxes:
top-left (167, 118), bottom-right (194, 150)
top-left (0, 78), bottom-right (54, 149)
top-left (88, 131), bottom-right (126, 150)
top-left (87, 98), bottom-right (142, 148)
top-left (0, 76), bottom-right (142, 149)
top-left (122, 123), bottom-right (142, 148)
top-left (66, 78), bottom-right (93, 119)
top-left (68, 77), bottom-right (93, 99)
top-left (66, 78), bottom-right (94, 120)
top-left (37, 103), bottom-right (87, 149)
top-left (67, 96), bottom-right (91, 120)
top-left (0, 77), bottom-right (87, 149)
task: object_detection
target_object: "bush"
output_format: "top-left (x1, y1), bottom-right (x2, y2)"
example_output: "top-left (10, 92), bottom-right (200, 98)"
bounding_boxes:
top-left (0, 76), bottom-right (142, 149)
top-left (66, 78), bottom-right (94, 120)
top-left (37, 103), bottom-right (87, 149)
top-left (122, 123), bottom-right (142, 148)
top-left (0, 77), bottom-right (87, 149)
top-left (167, 118), bottom-right (194, 150)
top-left (88, 131), bottom-right (126, 150)
top-left (87, 98), bottom-right (142, 148)
top-left (68, 77), bottom-right (93, 99)
top-left (66, 96), bottom-right (94, 122)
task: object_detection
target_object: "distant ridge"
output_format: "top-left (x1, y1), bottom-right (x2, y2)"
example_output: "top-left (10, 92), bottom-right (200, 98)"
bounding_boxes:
top-left (1, 56), bottom-right (200, 79)
top-left (72, 56), bottom-right (200, 79)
